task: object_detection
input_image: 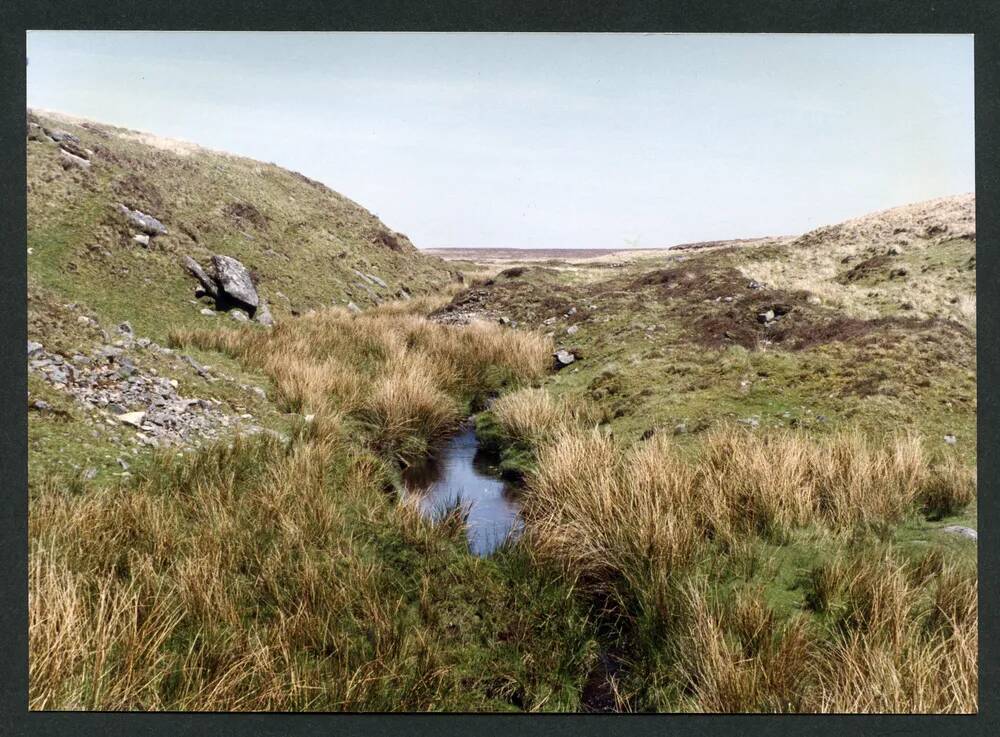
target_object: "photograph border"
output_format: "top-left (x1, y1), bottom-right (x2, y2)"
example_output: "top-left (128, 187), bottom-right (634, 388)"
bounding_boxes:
top-left (2, 1), bottom-right (996, 735)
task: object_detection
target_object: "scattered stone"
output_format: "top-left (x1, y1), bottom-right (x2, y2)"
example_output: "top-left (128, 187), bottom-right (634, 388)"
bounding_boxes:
top-left (673, 423), bottom-right (687, 435)
top-left (117, 358), bottom-right (137, 378)
top-left (757, 310), bottom-right (775, 324)
top-left (27, 340), bottom-right (43, 357)
top-left (230, 309), bottom-right (250, 322)
top-left (304, 414), bottom-right (316, 423)
top-left (82, 468), bottom-right (97, 480)
top-left (941, 525), bottom-right (977, 541)
top-left (117, 457), bottom-right (130, 470)
top-left (738, 417), bottom-right (761, 429)
top-left (366, 273), bottom-right (388, 289)
top-left (347, 301), bottom-right (361, 314)
top-left (200, 308), bottom-right (216, 316)
top-left (748, 280), bottom-right (765, 290)
top-left (118, 411), bottom-right (146, 428)
top-left (944, 434), bottom-right (957, 445)
top-left (116, 203), bottom-right (167, 236)
top-left (566, 307), bottom-right (577, 316)
top-left (132, 233), bottom-right (150, 247)
top-left (29, 399), bottom-right (50, 412)
top-left (45, 128), bottom-right (80, 144)
top-left (807, 295), bottom-right (822, 305)
top-left (117, 321), bottom-right (134, 337)
top-left (553, 349), bottom-right (576, 369)
top-left (498, 316), bottom-right (510, 326)
top-left (59, 149), bottom-right (91, 170)
top-left (566, 324), bottom-right (580, 335)
top-left (255, 299), bottom-right (274, 326)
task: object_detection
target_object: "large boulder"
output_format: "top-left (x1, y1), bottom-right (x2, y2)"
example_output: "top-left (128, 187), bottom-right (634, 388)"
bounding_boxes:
top-left (211, 255), bottom-right (259, 311)
top-left (182, 256), bottom-right (218, 299)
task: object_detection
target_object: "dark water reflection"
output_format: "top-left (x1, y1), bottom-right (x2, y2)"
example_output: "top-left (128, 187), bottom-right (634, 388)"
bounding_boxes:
top-left (402, 426), bottom-right (523, 557)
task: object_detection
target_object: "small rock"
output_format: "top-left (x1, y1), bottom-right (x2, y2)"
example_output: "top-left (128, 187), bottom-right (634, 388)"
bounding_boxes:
top-left (118, 411), bottom-right (146, 428)
top-left (77, 315), bottom-right (92, 326)
top-left (498, 316), bottom-right (510, 326)
top-left (59, 149), bottom-right (91, 170)
top-left (673, 423), bottom-right (687, 435)
top-left (132, 233), bottom-right (150, 247)
top-left (116, 203), bottom-right (167, 236)
top-left (944, 434), bottom-right (957, 445)
top-left (553, 349), bottom-right (576, 369)
top-left (200, 308), bottom-right (216, 316)
top-left (807, 295), bottom-right (822, 305)
top-left (29, 399), bottom-right (50, 412)
top-left (255, 300), bottom-right (274, 326)
top-left (347, 302), bottom-right (361, 314)
top-left (27, 340), bottom-right (43, 357)
top-left (117, 321), bottom-right (134, 336)
top-left (230, 309), bottom-right (250, 322)
top-left (566, 324), bottom-right (579, 335)
top-left (117, 457), bottom-right (130, 471)
top-left (941, 525), bottom-right (977, 541)
top-left (757, 310), bottom-right (775, 324)
top-left (304, 414), bottom-right (316, 423)
top-left (82, 468), bottom-right (97, 480)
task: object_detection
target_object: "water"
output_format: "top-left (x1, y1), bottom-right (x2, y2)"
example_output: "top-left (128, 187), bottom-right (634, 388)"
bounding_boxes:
top-left (402, 425), bottom-right (523, 557)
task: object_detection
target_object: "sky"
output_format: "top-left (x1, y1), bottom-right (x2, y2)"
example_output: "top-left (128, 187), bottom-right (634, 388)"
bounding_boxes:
top-left (26, 32), bottom-right (974, 249)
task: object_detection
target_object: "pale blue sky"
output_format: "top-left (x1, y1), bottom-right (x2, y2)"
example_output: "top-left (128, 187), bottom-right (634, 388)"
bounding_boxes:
top-left (26, 32), bottom-right (974, 249)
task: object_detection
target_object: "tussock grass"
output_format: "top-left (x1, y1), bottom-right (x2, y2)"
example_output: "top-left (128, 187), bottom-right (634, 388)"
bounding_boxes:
top-left (515, 420), bottom-right (975, 713)
top-left (30, 425), bottom-right (590, 711)
top-left (170, 308), bottom-right (552, 462)
top-left (491, 388), bottom-right (601, 446)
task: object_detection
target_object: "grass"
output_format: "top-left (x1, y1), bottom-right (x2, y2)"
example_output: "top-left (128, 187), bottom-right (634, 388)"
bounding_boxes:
top-left (511, 421), bottom-right (976, 712)
top-left (30, 311), bottom-right (589, 711)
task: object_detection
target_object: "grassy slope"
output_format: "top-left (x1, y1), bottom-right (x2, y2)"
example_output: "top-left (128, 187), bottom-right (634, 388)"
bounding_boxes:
top-left (27, 109), bottom-right (458, 341)
top-left (26, 109), bottom-right (459, 483)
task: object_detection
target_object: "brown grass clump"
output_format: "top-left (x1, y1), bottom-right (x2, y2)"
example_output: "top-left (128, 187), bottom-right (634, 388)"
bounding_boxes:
top-left (491, 388), bottom-right (600, 446)
top-left (170, 306), bottom-right (553, 461)
top-left (808, 555), bottom-right (978, 713)
top-left (524, 425), bottom-right (966, 566)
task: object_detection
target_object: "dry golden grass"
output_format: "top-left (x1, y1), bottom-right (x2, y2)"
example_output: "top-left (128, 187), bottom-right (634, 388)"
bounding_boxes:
top-left (519, 422), bottom-right (976, 713)
top-left (28, 433), bottom-right (480, 711)
top-left (491, 388), bottom-right (601, 446)
top-left (170, 306), bottom-right (553, 461)
top-left (524, 425), bottom-right (963, 573)
top-left (671, 553), bottom-right (977, 713)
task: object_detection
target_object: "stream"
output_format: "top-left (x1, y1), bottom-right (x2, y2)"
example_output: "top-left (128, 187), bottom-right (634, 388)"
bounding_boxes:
top-left (401, 423), bottom-right (523, 557)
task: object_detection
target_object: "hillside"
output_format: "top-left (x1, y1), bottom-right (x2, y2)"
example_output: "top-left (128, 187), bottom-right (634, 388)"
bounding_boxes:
top-left (27, 109), bottom-right (458, 338)
top-left (435, 193), bottom-right (976, 465)
top-left (27, 110), bottom-right (459, 484)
